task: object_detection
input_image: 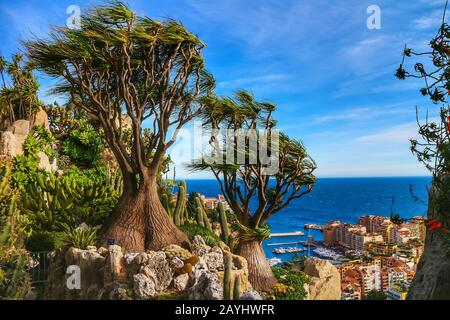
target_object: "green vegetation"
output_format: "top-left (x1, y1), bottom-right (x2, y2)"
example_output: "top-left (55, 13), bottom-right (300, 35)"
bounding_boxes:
top-left (365, 290), bottom-right (386, 300)
top-left (272, 267), bottom-right (309, 300)
top-left (178, 223), bottom-right (221, 247)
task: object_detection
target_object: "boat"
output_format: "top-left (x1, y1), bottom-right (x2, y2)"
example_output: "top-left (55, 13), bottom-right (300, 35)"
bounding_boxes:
top-left (313, 247), bottom-right (341, 260)
top-left (273, 247), bottom-right (307, 254)
top-left (268, 258), bottom-right (282, 266)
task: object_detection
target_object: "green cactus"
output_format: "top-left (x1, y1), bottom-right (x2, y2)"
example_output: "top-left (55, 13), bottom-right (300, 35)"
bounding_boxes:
top-left (0, 223), bottom-right (32, 300)
top-left (218, 202), bottom-right (230, 244)
top-left (223, 253), bottom-right (232, 300)
top-left (161, 193), bottom-right (172, 217)
top-left (233, 275), bottom-right (241, 300)
top-left (173, 182), bottom-right (186, 226)
top-left (19, 172), bottom-right (120, 230)
top-left (195, 206), bottom-right (205, 227)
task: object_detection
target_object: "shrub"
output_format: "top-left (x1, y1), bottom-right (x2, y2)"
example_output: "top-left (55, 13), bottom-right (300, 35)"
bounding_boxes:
top-left (59, 224), bottom-right (98, 249)
top-left (25, 231), bottom-right (57, 252)
top-left (178, 223), bottom-right (221, 247)
top-left (272, 266), bottom-right (309, 300)
top-left (61, 120), bottom-right (103, 168)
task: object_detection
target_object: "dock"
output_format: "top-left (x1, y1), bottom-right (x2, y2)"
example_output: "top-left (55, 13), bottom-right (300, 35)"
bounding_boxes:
top-left (269, 231), bottom-right (304, 238)
top-left (266, 241), bottom-right (303, 247)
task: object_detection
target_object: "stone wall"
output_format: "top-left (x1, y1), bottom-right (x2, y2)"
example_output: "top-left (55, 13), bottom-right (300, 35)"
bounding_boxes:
top-left (45, 235), bottom-right (258, 300)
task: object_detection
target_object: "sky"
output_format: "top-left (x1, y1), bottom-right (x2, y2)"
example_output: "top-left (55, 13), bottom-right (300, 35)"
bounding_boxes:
top-left (0, 0), bottom-right (446, 178)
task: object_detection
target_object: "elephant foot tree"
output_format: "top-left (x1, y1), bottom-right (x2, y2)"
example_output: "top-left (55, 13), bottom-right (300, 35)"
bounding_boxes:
top-left (396, 2), bottom-right (450, 299)
top-left (190, 91), bottom-right (316, 291)
top-left (26, 1), bottom-right (214, 251)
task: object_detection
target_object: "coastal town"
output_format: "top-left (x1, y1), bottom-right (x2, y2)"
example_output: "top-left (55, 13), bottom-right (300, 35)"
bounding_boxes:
top-left (310, 215), bottom-right (425, 300)
top-left (193, 192), bottom-right (426, 300)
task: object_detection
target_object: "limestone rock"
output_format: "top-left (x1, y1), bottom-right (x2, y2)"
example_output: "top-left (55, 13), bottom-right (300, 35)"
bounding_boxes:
top-left (31, 107), bottom-right (49, 130)
top-left (124, 252), bottom-right (139, 265)
top-left (104, 245), bottom-right (127, 284)
top-left (170, 256), bottom-right (185, 269)
top-left (191, 235), bottom-right (211, 257)
top-left (188, 270), bottom-right (223, 300)
top-left (303, 257), bottom-right (341, 300)
top-left (133, 273), bottom-right (156, 300)
top-left (0, 120), bottom-right (30, 157)
top-left (240, 290), bottom-right (263, 300)
top-left (216, 253), bottom-right (252, 298)
top-left (203, 247), bottom-right (224, 272)
top-left (139, 251), bottom-right (173, 291)
top-left (173, 273), bottom-right (190, 291)
top-left (37, 151), bottom-right (57, 172)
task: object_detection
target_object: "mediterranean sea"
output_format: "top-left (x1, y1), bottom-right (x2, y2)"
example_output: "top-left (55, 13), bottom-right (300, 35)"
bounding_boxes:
top-left (184, 177), bottom-right (431, 261)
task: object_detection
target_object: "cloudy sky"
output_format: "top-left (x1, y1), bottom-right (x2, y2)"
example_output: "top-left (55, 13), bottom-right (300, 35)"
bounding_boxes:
top-left (0, 0), bottom-right (446, 178)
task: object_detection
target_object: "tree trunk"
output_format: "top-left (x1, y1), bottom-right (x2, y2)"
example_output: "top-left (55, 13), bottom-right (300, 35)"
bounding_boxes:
top-left (98, 176), bottom-right (190, 252)
top-left (143, 178), bottom-right (190, 251)
top-left (407, 186), bottom-right (450, 299)
top-left (98, 187), bottom-right (147, 252)
top-left (237, 240), bottom-right (277, 292)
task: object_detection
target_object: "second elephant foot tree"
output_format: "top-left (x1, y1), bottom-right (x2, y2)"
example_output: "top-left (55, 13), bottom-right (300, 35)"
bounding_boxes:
top-left (26, 2), bottom-right (214, 251)
top-left (190, 91), bottom-right (317, 291)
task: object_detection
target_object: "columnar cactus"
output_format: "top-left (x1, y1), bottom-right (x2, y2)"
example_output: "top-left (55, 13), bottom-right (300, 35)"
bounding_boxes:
top-left (223, 253), bottom-right (232, 300)
top-left (233, 275), bottom-right (241, 300)
top-left (173, 181), bottom-right (186, 226)
top-left (218, 202), bottom-right (229, 244)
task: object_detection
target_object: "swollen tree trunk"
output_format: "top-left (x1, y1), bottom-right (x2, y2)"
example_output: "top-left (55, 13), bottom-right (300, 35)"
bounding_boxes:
top-left (99, 176), bottom-right (190, 252)
top-left (407, 187), bottom-right (450, 299)
top-left (237, 240), bottom-right (277, 292)
top-left (143, 177), bottom-right (190, 251)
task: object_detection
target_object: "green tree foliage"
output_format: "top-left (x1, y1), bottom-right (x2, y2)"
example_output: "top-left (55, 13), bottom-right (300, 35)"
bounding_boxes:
top-left (365, 290), bottom-right (386, 300)
top-left (0, 53), bottom-right (42, 123)
top-left (61, 120), bottom-right (103, 168)
top-left (178, 223), bottom-right (221, 247)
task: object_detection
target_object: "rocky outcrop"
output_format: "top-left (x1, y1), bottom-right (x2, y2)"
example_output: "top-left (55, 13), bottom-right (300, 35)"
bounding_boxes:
top-left (0, 120), bottom-right (30, 157)
top-left (0, 118), bottom-right (57, 172)
top-left (45, 236), bottom-right (252, 300)
top-left (31, 107), bottom-right (50, 130)
top-left (303, 257), bottom-right (341, 300)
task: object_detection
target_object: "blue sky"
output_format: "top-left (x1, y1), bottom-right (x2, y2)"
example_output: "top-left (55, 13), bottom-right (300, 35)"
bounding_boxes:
top-left (0, 0), bottom-right (446, 178)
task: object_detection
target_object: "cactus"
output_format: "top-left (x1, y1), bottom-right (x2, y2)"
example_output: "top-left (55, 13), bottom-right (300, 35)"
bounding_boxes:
top-left (223, 253), bottom-right (232, 300)
top-left (218, 202), bottom-right (230, 244)
top-left (161, 193), bottom-right (172, 217)
top-left (19, 172), bottom-right (120, 230)
top-left (233, 275), bottom-right (241, 300)
top-left (194, 197), bottom-right (212, 230)
top-left (173, 181), bottom-right (186, 226)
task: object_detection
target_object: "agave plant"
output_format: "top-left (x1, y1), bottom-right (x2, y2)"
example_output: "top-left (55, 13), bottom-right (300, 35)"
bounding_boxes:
top-left (59, 224), bottom-right (98, 250)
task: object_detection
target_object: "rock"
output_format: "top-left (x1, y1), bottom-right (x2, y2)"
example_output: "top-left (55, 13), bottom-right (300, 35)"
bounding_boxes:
top-left (124, 252), bottom-right (139, 265)
top-left (64, 247), bottom-right (106, 299)
top-left (240, 290), bottom-right (263, 300)
top-left (216, 253), bottom-right (253, 298)
top-left (37, 151), bottom-right (57, 172)
top-left (303, 257), bottom-right (341, 300)
top-left (87, 246), bottom-right (97, 251)
top-left (203, 247), bottom-right (224, 272)
top-left (104, 245), bottom-right (127, 284)
top-left (218, 241), bottom-right (231, 252)
top-left (97, 247), bottom-right (109, 256)
top-left (0, 120), bottom-right (30, 157)
top-left (170, 256), bottom-right (185, 269)
top-left (31, 107), bottom-right (49, 130)
top-left (133, 273), bottom-right (156, 300)
top-left (188, 270), bottom-right (223, 300)
top-left (139, 251), bottom-right (173, 291)
top-left (191, 235), bottom-right (211, 257)
top-left (173, 273), bottom-right (190, 291)
top-left (7, 120), bottom-right (30, 136)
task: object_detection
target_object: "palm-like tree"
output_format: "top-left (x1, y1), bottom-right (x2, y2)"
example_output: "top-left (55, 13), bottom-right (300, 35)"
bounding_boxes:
top-left (189, 91), bottom-right (316, 291)
top-left (26, 1), bottom-right (214, 251)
